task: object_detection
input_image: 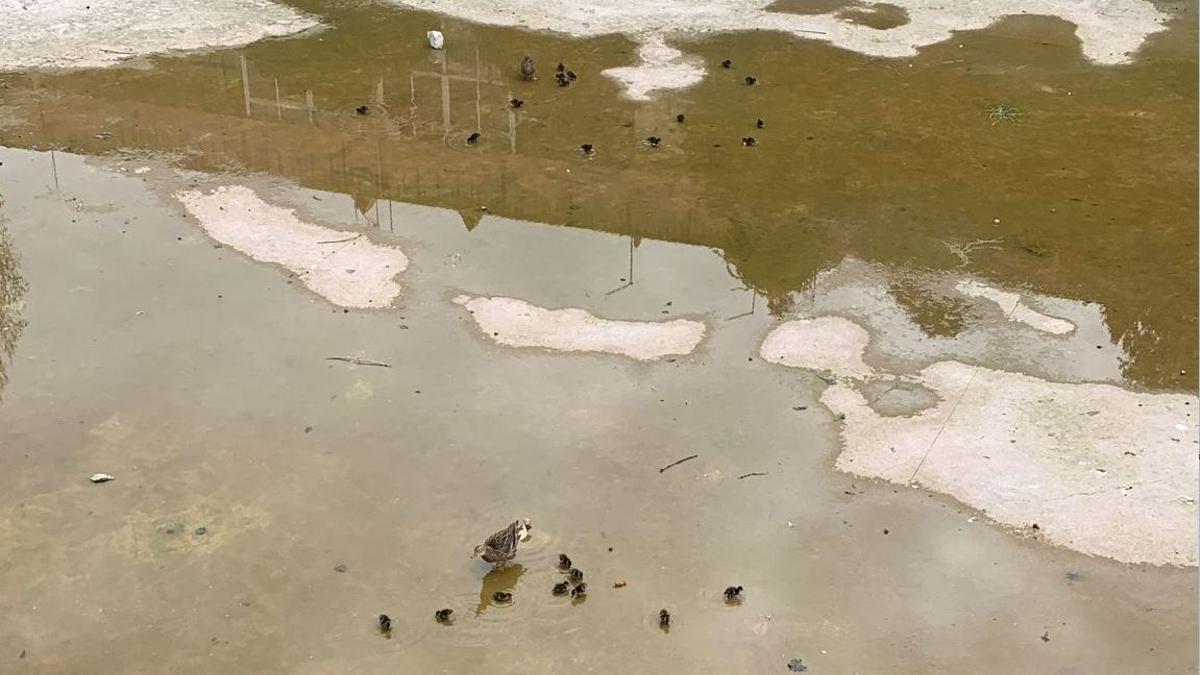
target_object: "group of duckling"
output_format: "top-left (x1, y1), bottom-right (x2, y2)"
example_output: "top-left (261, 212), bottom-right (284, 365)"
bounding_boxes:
top-left (376, 519), bottom-right (746, 637)
top-left (460, 55), bottom-right (763, 152)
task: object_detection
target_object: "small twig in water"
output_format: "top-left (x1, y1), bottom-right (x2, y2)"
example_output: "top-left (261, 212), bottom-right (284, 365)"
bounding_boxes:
top-left (318, 233), bottom-right (363, 245)
top-left (659, 454), bottom-right (698, 473)
top-left (738, 472), bottom-right (768, 480)
top-left (326, 356), bottom-right (392, 368)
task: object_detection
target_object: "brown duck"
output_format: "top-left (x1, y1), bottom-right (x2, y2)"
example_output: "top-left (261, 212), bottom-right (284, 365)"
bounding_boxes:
top-left (472, 518), bottom-right (531, 565)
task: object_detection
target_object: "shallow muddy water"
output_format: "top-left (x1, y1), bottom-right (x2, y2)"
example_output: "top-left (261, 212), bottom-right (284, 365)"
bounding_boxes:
top-left (0, 1), bottom-right (1196, 673)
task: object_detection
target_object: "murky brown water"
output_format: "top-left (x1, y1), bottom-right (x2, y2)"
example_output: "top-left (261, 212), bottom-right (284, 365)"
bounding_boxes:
top-left (0, 0), bottom-right (1195, 388)
top-left (0, 2), bottom-right (1197, 673)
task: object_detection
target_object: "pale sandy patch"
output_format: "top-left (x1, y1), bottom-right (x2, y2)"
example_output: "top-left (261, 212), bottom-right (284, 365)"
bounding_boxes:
top-left (759, 316), bottom-right (874, 378)
top-left (823, 360), bottom-right (1199, 566)
top-left (175, 185), bottom-right (408, 308)
top-left (956, 279), bottom-right (1075, 335)
top-left (0, 0), bottom-right (319, 72)
top-left (453, 295), bottom-right (705, 361)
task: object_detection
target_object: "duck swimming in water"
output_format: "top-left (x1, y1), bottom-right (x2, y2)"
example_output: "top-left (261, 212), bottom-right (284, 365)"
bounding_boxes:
top-left (492, 591), bottom-right (513, 604)
top-left (378, 614), bottom-right (392, 632)
top-left (472, 518), bottom-right (531, 565)
top-left (659, 609), bottom-right (671, 626)
top-left (466, 132), bottom-right (481, 145)
top-left (571, 583), bottom-right (588, 598)
top-left (646, 136), bottom-right (662, 147)
top-left (721, 59), bottom-right (732, 68)
top-left (744, 75), bottom-right (757, 85)
top-left (434, 608), bottom-right (454, 623)
top-left (568, 568), bottom-right (584, 585)
top-left (509, 98), bottom-right (524, 109)
top-left (520, 56), bottom-right (536, 80)
top-left (723, 585), bottom-right (744, 602)
top-left (558, 553), bottom-right (573, 570)
top-left (552, 581), bottom-right (571, 596)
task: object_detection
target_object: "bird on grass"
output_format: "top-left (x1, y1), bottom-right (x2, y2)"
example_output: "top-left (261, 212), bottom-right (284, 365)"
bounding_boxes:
top-left (472, 518), bottom-right (531, 565)
top-left (520, 56), bottom-right (536, 80)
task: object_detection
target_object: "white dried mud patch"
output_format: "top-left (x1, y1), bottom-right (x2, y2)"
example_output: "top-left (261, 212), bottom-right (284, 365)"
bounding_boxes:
top-left (824, 362), bottom-right (1198, 566)
top-left (0, 0), bottom-right (319, 72)
top-left (759, 316), bottom-right (874, 378)
top-left (176, 186), bottom-right (408, 308)
top-left (453, 295), bottom-right (705, 361)
top-left (956, 279), bottom-right (1075, 335)
top-left (385, 0), bottom-right (1167, 98)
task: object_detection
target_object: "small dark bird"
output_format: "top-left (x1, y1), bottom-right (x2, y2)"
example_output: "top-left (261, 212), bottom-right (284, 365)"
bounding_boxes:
top-left (509, 98), bottom-right (524, 108)
top-left (723, 585), bottom-right (744, 601)
top-left (467, 132), bottom-right (482, 145)
top-left (520, 55), bottom-right (536, 80)
top-left (355, 105), bottom-right (369, 115)
top-left (646, 136), bottom-right (661, 147)
top-left (472, 518), bottom-right (531, 565)
top-left (742, 137), bottom-right (756, 147)
top-left (756, 118), bottom-right (765, 128)
top-left (557, 77), bottom-right (571, 88)
top-left (568, 568), bottom-right (584, 584)
top-left (378, 614), bottom-right (392, 632)
top-left (492, 591), bottom-right (513, 603)
top-left (676, 113), bottom-right (685, 123)
top-left (571, 583), bottom-right (588, 598)
top-left (659, 609), bottom-right (671, 626)
top-left (556, 62), bottom-right (565, 73)
top-left (552, 581), bottom-right (571, 596)
top-left (566, 70), bottom-right (577, 81)
top-left (558, 553), bottom-right (573, 570)
top-left (580, 143), bottom-right (594, 155)
top-left (434, 608), bottom-right (453, 623)
top-left (745, 75), bottom-right (757, 85)
top-left (721, 59), bottom-right (732, 68)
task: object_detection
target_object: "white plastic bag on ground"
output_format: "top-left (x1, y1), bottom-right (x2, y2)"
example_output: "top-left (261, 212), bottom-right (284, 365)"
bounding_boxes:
top-left (426, 30), bottom-right (444, 49)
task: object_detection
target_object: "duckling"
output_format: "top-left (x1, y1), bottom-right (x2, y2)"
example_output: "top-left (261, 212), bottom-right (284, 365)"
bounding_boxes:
top-left (659, 609), bottom-right (671, 627)
top-left (471, 518), bottom-right (531, 565)
top-left (492, 591), bottom-right (513, 604)
top-left (556, 62), bottom-right (565, 73)
top-left (566, 70), bottom-right (577, 81)
top-left (552, 581), bottom-right (571, 596)
top-left (556, 73), bottom-right (571, 88)
top-left (568, 568), bottom-right (584, 584)
top-left (378, 614), bottom-right (392, 632)
top-left (721, 59), bottom-right (732, 68)
top-left (509, 98), bottom-right (524, 109)
top-left (355, 105), bottom-right (369, 115)
top-left (756, 118), bottom-right (765, 129)
top-left (676, 113), bottom-right (685, 123)
top-left (579, 143), bottom-right (594, 155)
top-left (744, 75), bottom-right (757, 85)
top-left (723, 585), bottom-right (744, 601)
top-left (466, 132), bottom-right (482, 145)
top-left (742, 137), bottom-right (756, 147)
top-left (434, 608), bottom-right (454, 624)
top-left (520, 55), bottom-right (536, 80)
top-left (645, 136), bottom-right (661, 147)
top-left (571, 582), bottom-right (588, 598)
top-left (558, 553), bottom-right (573, 570)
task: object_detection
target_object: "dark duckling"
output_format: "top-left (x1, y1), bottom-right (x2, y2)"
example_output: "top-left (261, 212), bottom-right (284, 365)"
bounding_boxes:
top-left (646, 136), bottom-right (661, 147)
top-left (659, 609), bottom-right (671, 627)
top-left (557, 62), bottom-right (565, 73)
top-left (756, 118), bottom-right (765, 128)
top-left (434, 608), bottom-right (453, 624)
top-left (558, 553), bottom-right (573, 570)
top-left (378, 614), bottom-right (392, 632)
top-left (552, 581), bottom-right (571, 596)
top-left (721, 59), bottom-right (732, 68)
top-left (355, 105), bottom-right (369, 115)
top-left (556, 73), bottom-right (570, 87)
top-left (741, 137), bottom-right (756, 147)
top-left (676, 113), bottom-right (685, 123)
top-left (744, 75), bottom-right (757, 85)
top-left (492, 591), bottom-right (513, 604)
top-left (568, 568), bottom-right (584, 584)
top-left (509, 98), bottom-right (524, 108)
top-left (520, 55), bottom-right (536, 80)
top-left (571, 582), bottom-right (588, 598)
top-left (723, 585), bottom-right (744, 602)
top-left (466, 132), bottom-right (482, 145)
top-left (566, 70), bottom-right (577, 81)
top-left (579, 143), bottom-right (594, 155)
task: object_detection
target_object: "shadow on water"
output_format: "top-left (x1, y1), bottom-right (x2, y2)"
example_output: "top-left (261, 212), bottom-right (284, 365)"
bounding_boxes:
top-left (0, 0), bottom-right (1194, 388)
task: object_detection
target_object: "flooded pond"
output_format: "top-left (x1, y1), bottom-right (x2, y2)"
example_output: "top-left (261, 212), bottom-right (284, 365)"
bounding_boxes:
top-left (0, 0), bottom-right (1195, 672)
